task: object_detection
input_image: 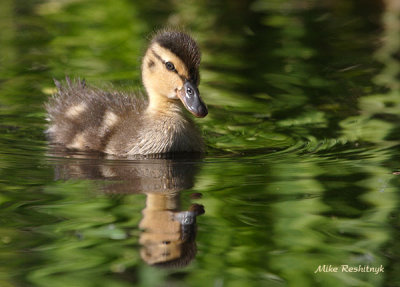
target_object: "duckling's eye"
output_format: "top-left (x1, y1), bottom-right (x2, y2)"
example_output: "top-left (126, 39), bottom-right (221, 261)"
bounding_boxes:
top-left (165, 62), bottom-right (175, 71)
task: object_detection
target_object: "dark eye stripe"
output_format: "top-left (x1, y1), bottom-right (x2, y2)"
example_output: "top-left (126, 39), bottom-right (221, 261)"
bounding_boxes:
top-left (151, 50), bottom-right (164, 64)
top-left (151, 49), bottom-right (187, 81)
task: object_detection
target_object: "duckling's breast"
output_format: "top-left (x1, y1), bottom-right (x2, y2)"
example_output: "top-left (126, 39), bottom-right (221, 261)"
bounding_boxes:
top-left (105, 110), bottom-right (204, 156)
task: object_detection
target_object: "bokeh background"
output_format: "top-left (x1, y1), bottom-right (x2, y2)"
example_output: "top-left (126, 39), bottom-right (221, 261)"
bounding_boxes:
top-left (1, 0), bottom-right (400, 286)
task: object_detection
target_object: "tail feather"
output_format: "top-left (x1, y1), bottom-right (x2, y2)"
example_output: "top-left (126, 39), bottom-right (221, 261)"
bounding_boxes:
top-left (53, 78), bottom-right (61, 90)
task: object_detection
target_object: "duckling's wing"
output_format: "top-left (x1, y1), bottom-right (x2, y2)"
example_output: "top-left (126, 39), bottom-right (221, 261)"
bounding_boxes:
top-left (45, 78), bottom-right (146, 153)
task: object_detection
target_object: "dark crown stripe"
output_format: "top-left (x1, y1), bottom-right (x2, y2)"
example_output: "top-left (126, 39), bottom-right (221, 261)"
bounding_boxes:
top-left (151, 30), bottom-right (200, 84)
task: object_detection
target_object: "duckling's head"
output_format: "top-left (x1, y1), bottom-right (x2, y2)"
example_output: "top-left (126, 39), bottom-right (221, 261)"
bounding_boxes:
top-left (142, 30), bottom-right (207, 118)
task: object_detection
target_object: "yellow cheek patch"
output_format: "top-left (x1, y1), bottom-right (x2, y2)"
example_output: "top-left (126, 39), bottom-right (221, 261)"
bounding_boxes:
top-left (152, 71), bottom-right (182, 98)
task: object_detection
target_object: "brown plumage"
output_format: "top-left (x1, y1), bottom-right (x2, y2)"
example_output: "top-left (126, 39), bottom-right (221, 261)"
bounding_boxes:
top-left (45, 29), bottom-right (208, 157)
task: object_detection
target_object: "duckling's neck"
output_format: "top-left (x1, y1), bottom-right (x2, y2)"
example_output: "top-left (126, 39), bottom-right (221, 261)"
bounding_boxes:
top-left (146, 92), bottom-right (184, 117)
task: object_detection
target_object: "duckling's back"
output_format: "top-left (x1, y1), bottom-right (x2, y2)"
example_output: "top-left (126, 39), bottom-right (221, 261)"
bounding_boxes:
top-left (46, 78), bottom-right (146, 154)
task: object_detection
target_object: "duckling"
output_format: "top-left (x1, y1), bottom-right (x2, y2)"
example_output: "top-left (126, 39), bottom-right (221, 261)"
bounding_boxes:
top-left (45, 29), bottom-right (208, 157)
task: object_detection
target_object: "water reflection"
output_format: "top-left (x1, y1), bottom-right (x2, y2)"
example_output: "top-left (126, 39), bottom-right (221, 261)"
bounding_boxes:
top-left (140, 192), bottom-right (204, 267)
top-left (48, 149), bottom-right (205, 268)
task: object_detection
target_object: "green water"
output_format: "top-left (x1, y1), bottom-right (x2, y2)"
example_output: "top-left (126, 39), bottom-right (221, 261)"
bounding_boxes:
top-left (1, 0), bottom-right (400, 286)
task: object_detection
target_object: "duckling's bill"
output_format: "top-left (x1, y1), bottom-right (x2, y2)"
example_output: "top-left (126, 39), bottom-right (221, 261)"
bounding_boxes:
top-left (178, 80), bottom-right (208, 118)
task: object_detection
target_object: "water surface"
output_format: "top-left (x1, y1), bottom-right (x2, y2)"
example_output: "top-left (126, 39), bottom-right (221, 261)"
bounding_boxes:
top-left (1, 0), bottom-right (400, 286)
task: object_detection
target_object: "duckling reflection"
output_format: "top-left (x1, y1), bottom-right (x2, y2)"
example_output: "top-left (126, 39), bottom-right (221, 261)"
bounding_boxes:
top-left (139, 192), bottom-right (204, 267)
top-left (49, 149), bottom-right (204, 268)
